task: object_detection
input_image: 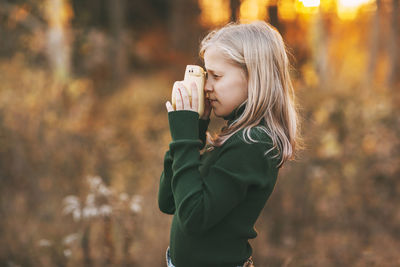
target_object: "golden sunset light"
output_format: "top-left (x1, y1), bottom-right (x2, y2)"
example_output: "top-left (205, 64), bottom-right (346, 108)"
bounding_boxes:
top-left (199, 0), bottom-right (378, 25)
top-left (301, 0), bottom-right (321, 8)
top-left (239, 0), bottom-right (270, 22)
top-left (1, 0), bottom-right (399, 265)
top-left (199, 0), bottom-right (230, 26)
top-left (337, 0), bottom-right (376, 20)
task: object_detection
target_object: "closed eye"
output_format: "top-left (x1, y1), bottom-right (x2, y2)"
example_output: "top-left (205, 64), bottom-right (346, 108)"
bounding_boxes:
top-left (205, 69), bottom-right (222, 80)
top-left (209, 73), bottom-right (221, 79)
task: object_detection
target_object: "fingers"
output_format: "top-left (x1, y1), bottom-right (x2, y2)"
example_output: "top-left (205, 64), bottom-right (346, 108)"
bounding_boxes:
top-left (190, 82), bottom-right (198, 112)
top-left (172, 81), bottom-right (179, 108)
top-left (172, 81), bottom-right (184, 110)
top-left (176, 88), bottom-right (184, 110)
top-left (178, 82), bottom-right (191, 111)
top-left (165, 101), bottom-right (174, 112)
top-left (176, 82), bottom-right (195, 112)
top-left (168, 81), bottom-right (198, 113)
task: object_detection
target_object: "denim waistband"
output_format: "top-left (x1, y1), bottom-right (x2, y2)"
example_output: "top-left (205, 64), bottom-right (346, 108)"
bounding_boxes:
top-left (165, 246), bottom-right (246, 267)
top-left (166, 246), bottom-right (176, 267)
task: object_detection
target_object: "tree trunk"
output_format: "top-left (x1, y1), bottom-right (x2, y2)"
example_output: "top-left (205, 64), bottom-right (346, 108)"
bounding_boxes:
top-left (169, 0), bottom-right (201, 60)
top-left (267, 0), bottom-right (282, 33)
top-left (387, 0), bottom-right (399, 89)
top-left (230, 0), bottom-right (241, 22)
top-left (310, 8), bottom-right (328, 87)
top-left (109, 0), bottom-right (127, 84)
top-left (45, 0), bottom-right (73, 81)
top-left (365, 0), bottom-right (381, 89)
top-left (268, 5), bottom-right (282, 33)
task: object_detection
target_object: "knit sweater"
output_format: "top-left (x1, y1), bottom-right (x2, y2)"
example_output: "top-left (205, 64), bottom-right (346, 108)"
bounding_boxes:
top-left (158, 103), bottom-right (280, 267)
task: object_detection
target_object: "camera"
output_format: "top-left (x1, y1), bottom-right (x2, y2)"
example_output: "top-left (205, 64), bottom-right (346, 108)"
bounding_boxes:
top-left (171, 65), bottom-right (206, 117)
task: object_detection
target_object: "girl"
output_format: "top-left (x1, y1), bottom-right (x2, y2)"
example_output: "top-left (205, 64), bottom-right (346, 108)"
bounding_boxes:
top-left (159, 21), bottom-right (302, 267)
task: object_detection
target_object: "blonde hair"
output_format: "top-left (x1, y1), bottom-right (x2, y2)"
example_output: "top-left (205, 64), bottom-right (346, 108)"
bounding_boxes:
top-left (199, 21), bottom-right (303, 169)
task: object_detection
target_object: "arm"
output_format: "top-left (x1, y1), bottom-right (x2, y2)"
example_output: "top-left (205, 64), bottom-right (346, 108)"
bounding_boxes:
top-left (198, 118), bottom-right (210, 150)
top-left (168, 110), bottom-right (270, 236)
top-left (158, 150), bottom-right (176, 214)
top-left (158, 118), bottom-right (210, 215)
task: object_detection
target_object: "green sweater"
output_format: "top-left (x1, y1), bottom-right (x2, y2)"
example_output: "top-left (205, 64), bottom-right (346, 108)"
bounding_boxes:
top-left (158, 104), bottom-right (280, 267)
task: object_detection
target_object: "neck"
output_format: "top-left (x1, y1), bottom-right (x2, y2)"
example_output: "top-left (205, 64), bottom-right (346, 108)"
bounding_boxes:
top-left (223, 101), bottom-right (247, 125)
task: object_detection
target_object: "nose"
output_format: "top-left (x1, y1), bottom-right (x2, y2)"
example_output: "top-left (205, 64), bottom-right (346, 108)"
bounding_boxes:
top-left (204, 77), bottom-right (213, 93)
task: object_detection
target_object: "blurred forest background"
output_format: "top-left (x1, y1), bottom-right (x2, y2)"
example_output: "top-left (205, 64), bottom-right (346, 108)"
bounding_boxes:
top-left (0, 0), bottom-right (399, 266)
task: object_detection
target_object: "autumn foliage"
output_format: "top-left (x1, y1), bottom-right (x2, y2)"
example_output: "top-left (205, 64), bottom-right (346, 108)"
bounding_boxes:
top-left (0, 0), bottom-right (399, 266)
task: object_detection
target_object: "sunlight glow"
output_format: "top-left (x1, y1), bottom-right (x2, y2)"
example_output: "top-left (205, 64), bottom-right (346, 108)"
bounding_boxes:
top-left (199, 0), bottom-right (230, 27)
top-left (295, 0), bottom-right (320, 15)
top-left (278, 0), bottom-right (297, 20)
top-left (337, 0), bottom-right (375, 20)
top-left (320, 0), bottom-right (337, 13)
top-left (239, 0), bottom-right (270, 22)
top-left (45, 0), bottom-right (73, 28)
top-left (199, 0), bottom-right (377, 26)
top-left (301, 0), bottom-right (320, 7)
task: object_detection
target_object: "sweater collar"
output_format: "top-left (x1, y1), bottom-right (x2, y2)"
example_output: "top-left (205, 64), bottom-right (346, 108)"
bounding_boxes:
top-left (223, 101), bottom-right (247, 125)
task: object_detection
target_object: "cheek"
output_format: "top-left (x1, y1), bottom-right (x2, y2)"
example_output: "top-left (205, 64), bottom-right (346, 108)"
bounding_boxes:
top-left (228, 77), bottom-right (247, 97)
top-left (215, 75), bottom-right (247, 101)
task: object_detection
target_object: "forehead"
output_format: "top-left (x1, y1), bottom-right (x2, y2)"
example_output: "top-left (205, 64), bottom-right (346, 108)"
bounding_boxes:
top-left (203, 46), bottom-right (231, 71)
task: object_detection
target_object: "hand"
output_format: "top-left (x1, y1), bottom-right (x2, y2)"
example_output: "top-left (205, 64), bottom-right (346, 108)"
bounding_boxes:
top-left (200, 95), bottom-right (212, 120)
top-left (166, 81), bottom-right (212, 120)
top-left (165, 81), bottom-right (198, 113)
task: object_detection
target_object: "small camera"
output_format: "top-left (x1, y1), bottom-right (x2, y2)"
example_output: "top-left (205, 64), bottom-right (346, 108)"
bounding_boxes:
top-left (171, 65), bottom-right (206, 117)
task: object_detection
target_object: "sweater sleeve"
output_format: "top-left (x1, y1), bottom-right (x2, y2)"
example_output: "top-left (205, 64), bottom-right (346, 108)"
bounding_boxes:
top-left (199, 118), bottom-right (210, 150)
top-left (158, 150), bottom-right (176, 214)
top-left (158, 117), bottom-right (209, 215)
top-left (167, 110), bottom-right (269, 236)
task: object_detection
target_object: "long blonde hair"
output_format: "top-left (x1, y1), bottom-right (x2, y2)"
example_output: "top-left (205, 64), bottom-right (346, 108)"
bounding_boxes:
top-left (199, 21), bottom-right (303, 168)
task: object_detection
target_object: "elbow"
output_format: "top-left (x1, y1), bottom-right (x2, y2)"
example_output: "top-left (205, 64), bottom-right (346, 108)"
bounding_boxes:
top-left (176, 209), bottom-right (208, 236)
top-left (159, 206), bottom-right (175, 215)
top-left (158, 199), bottom-right (175, 215)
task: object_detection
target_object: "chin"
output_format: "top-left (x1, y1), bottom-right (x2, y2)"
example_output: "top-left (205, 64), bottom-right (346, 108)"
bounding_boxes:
top-left (213, 109), bottom-right (227, 119)
top-left (213, 110), bottom-right (222, 118)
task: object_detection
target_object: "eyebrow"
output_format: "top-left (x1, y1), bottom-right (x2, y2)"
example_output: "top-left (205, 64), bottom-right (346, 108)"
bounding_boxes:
top-left (205, 68), bottom-right (217, 73)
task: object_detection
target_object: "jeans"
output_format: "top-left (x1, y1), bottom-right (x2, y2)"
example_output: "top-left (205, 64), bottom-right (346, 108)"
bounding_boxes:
top-left (166, 246), bottom-right (176, 267)
top-left (165, 246), bottom-right (244, 267)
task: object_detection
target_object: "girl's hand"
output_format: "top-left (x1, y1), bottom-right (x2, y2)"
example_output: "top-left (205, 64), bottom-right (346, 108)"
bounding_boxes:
top-left (166, 81), bottom-right (212, 120)
top-left (200, 95), bottom-right (212, 120)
